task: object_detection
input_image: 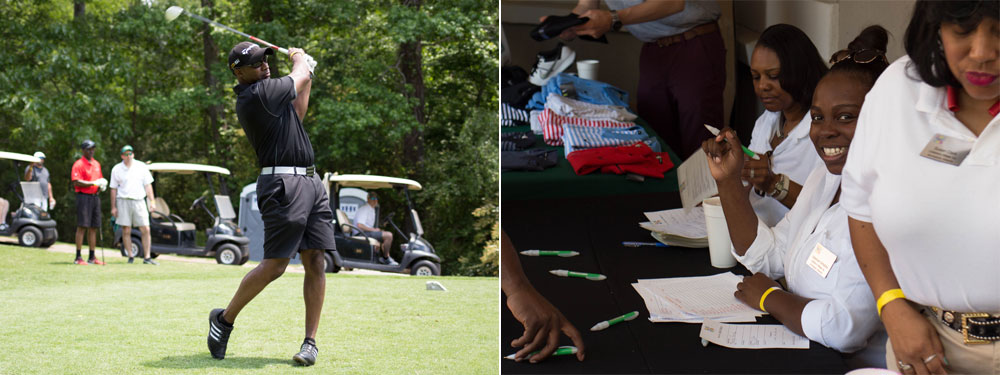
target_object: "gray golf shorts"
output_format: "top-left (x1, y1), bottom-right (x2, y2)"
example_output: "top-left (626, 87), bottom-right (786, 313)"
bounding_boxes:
top-left (256, 173), bottom-right (337, 259)
top-left (116, 198), bottom-right (150, 227)
top-left (76, 193), bottom-right (102, 228)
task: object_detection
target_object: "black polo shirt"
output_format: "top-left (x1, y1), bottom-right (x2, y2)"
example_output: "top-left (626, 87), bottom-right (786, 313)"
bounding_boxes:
top-left (233, 76), bottom-right (315, 168)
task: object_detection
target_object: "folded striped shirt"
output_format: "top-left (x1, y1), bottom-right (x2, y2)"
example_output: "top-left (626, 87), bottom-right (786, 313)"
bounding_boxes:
top-left (561, 124), bottom-right (661, 158)
top-left (501, 103), bottom-right (530, 127)
top-left (539, 109), bottom-right (633, 146)
top-left (544, 93), bottom-right (637, 122)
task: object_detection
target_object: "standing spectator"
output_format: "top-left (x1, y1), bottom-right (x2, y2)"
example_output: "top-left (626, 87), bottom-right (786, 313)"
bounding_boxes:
top-left (109, 145), bottom-right (157, 265)
top-left (353, 192), bottom-right (396, 265)
top-left (842, 1), bottom-right (999, 373)
top-left (556, 0), bottom-right (725, 159)
top-left (24, 151), bottom-right (55, 211)
top-left (71, 140), bottom-right (107, 265)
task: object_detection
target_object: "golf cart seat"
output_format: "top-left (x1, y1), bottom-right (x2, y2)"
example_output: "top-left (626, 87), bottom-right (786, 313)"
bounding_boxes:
top-left (150, 197), bottom-right (196, 231)
top-left (335, 209), bottom-right (380, 248)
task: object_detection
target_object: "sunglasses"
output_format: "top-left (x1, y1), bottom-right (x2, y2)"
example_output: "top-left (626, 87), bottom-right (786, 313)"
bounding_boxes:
top-left (122, 152), bottom-right (133, 156)
top-left (830, 49), bottom-right (888, 65)
top-left (247, 56), bottom-right (268, 69)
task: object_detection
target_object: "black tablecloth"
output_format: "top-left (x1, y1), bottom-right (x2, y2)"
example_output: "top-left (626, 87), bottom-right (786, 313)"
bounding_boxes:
top-left (501, 192), bottom-right (849, 374)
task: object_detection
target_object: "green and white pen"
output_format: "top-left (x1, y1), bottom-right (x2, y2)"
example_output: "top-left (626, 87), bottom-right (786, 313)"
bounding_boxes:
top-left (520, 250), bottom-right (579, 257)
top-left (590, 310), bottom-right (639, 331)
top-left (704, 124), bottom-right (760, 160)
top-left (549, 269), bottom-right (606, 281)
top-left (504, 345), bottom-right (578, 360)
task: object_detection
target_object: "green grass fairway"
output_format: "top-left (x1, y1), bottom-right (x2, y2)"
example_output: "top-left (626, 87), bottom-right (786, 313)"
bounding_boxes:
top-left (0, 244), bottom-right (498, 374)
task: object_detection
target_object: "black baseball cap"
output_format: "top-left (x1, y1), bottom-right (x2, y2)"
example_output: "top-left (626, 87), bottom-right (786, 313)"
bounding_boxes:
top-left (81, 139), bottom-right (96, 149)
top-left (228, 41), bottom-right (274, 71)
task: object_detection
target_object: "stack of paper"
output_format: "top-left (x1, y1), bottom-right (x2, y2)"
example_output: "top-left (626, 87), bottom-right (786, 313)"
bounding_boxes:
top-left (639, 208), bottom-right (708, 248)
top-left (632, 273), bottom-right (763, 323)
top-left (677, 151), bottom-right (718, 210)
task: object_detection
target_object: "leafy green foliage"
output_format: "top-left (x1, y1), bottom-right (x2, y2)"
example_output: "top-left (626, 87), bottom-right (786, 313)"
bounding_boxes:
top-left (0, 0), bottom-right (497, 275)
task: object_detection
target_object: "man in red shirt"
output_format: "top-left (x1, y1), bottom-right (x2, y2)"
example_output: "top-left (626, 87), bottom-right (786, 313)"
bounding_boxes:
top-left (71, 140), bottom-right (108, 265)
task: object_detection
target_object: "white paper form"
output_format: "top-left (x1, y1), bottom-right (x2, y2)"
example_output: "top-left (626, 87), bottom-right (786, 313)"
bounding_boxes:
top-left (677, 152), bottom-right (718, 210)
top-left (699, 319), bottom-right (810, 349)
top-left (642, 208), bottom-right (707, 238)
top-left (638, 273), bottom-right (761, 319)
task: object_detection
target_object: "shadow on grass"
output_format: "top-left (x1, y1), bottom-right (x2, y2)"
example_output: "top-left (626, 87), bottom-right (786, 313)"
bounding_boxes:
top-left (143, 353), bottom-right (291, 369)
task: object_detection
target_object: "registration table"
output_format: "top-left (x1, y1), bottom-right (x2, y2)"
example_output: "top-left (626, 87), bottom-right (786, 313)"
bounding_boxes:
top-left (501, 192), bottom-right (849, 374)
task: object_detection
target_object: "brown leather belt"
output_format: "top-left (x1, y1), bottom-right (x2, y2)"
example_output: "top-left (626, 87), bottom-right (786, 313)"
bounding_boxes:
top-left (652, 21), bottom-right (718, 48)
top-left (931, 307), bottom-right (1000, 344)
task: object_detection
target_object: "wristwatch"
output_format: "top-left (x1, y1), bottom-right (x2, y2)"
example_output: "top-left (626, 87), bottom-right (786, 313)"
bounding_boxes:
top-left (768, 174), bottom-right (790, 201)
top-left (610, 10), bottom-right (623, 32)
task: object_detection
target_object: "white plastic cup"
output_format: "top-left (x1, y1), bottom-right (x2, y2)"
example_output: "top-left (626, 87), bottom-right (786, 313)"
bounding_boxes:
top-left (576, 59), bottom-right (599, 80)
top-left (703, 197), bottom-right (737, 268)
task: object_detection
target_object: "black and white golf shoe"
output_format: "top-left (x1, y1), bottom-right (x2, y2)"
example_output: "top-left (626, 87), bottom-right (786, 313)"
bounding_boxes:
top-left (207, 308), bottom-right (233, 359)
top-left (528, 43), bottom-right (576, 86)
top-left (292, 340), bottom-right (318, 366)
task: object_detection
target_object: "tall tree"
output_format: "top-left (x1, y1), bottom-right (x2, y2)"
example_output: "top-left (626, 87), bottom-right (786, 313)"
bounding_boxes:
top-left (398, 0), bottom-right (426, 167)
top-left (201, 0), bottom-right (224, 160)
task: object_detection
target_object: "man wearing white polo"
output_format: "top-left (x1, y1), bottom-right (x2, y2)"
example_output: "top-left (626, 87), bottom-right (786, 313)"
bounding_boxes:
top-left (109, 145), bottom-right (157, 265)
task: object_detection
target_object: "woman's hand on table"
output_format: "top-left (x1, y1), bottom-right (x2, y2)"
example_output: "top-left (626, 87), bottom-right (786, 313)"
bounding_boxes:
top-left (734, 273), bottom-right (781, 310)
top-left (507, 287), bottom-right (586, 363)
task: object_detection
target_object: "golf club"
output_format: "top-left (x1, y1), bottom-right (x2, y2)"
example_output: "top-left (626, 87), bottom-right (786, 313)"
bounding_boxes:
top-left (165, 5), bottom-right (289, 55)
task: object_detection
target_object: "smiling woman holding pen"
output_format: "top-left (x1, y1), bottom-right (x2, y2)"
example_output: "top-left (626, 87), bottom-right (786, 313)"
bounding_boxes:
top-left (842, 2), bottom-right (999, 374)
top-left (702, 26), bottom-right (891, 368)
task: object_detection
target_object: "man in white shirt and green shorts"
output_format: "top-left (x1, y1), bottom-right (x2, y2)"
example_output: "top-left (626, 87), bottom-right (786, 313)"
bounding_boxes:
top-left (109, 145), bottom-right (157, 265)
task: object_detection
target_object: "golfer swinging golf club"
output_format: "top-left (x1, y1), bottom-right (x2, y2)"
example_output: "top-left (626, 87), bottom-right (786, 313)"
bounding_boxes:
top-left (206, 41), bottom-right (333, 366)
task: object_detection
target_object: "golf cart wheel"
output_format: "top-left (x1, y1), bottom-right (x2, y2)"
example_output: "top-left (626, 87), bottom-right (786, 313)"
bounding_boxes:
top-left (410, 260), bottom-right (440, 276)
top-left (121, 236), bottom-right (142, 258)
top-left (215, 243), bottom-right (241, 265)
top-left (323, 252), bottom-right (340, 273)
top-left (18, 226), bottom-right (42, 247)
top-left (237, 253), bottom-right (249, 265)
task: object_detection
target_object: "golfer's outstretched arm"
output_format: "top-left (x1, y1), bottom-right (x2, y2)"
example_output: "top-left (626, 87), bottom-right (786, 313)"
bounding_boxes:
top-left (287, 48), bottom-right (312, 121)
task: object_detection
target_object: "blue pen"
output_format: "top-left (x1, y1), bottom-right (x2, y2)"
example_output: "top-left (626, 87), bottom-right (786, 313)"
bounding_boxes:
top-left (622, 241), bottom-right (669, 248)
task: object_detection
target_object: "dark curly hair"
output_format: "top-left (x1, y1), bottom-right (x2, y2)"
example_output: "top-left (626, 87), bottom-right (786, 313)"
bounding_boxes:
top-left (904, 0), bottom-right (1000, 88)
top-left (757, 24), bottom-right (829, 112)
top-left (829, 25), bottom-right (891, 89)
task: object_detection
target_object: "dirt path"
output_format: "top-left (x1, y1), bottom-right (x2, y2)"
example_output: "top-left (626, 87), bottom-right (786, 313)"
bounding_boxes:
top-left (0, 235), bottom-right (402, 276)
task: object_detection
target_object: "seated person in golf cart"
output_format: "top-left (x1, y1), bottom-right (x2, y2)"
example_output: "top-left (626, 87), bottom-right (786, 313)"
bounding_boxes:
top-left (353, 192), bottom-right (396, 265)
top-left (0, 197), bottom-right (8, 232)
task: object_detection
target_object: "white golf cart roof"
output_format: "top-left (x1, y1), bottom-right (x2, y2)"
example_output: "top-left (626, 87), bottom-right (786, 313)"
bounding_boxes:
top-left (324, 173), bottom-right (422, 191)
top-left (0, 151), bottom-right (41, 164)
top-left (147, 162), bottom-right (230, 175)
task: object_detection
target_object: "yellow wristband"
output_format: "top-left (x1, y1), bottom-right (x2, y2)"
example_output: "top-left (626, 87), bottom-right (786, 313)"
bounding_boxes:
top-left (759, 286), bottom-right (781, 312)
top-left (876, 288), bottom-right (906, 317)
top-left (289, 51), bottom-right (300, 60)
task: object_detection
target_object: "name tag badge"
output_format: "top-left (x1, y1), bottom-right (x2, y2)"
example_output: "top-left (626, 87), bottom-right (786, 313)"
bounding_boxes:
top-left (806, 243), bottom-right (837, 278)
top-left (920, 133), bottom-right (973, 166)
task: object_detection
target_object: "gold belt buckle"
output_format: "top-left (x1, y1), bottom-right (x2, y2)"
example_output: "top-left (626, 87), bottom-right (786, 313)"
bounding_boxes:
top-left (961, 312), bottom-right (991, 345)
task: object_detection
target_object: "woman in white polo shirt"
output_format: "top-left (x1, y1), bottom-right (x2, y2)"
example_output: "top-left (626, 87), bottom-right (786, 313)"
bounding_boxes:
top-left (841, 1), bottom-right (999, 374)
top-left (744, 24), bottom-right (827, 226)
top-left (702, 26), bottom-right (891, 368)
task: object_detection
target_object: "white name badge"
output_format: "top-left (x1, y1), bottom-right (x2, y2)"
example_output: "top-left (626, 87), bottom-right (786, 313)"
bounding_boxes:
top-left (806, 243), bottom-right (837, 278)
top-left (919, 133), bottom-right (974, 166)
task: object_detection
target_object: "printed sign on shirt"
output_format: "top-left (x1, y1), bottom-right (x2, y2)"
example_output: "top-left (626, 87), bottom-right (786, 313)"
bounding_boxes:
top-left (806, 243), bottom-right (837, 278)
top-left (919, 133), bottom-right (973, 166)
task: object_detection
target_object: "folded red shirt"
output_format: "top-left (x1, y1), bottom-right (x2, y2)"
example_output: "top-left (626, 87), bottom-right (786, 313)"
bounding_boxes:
top-left (566, 142), bottom-right (675, 178)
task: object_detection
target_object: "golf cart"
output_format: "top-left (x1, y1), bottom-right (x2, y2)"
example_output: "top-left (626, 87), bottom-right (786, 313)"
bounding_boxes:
top-left (113, 162), bottom-right (250, 265)
top-left (0, 151), bottom-right (58, 247)
top-left (323, 173), bottom-right (441, 276)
